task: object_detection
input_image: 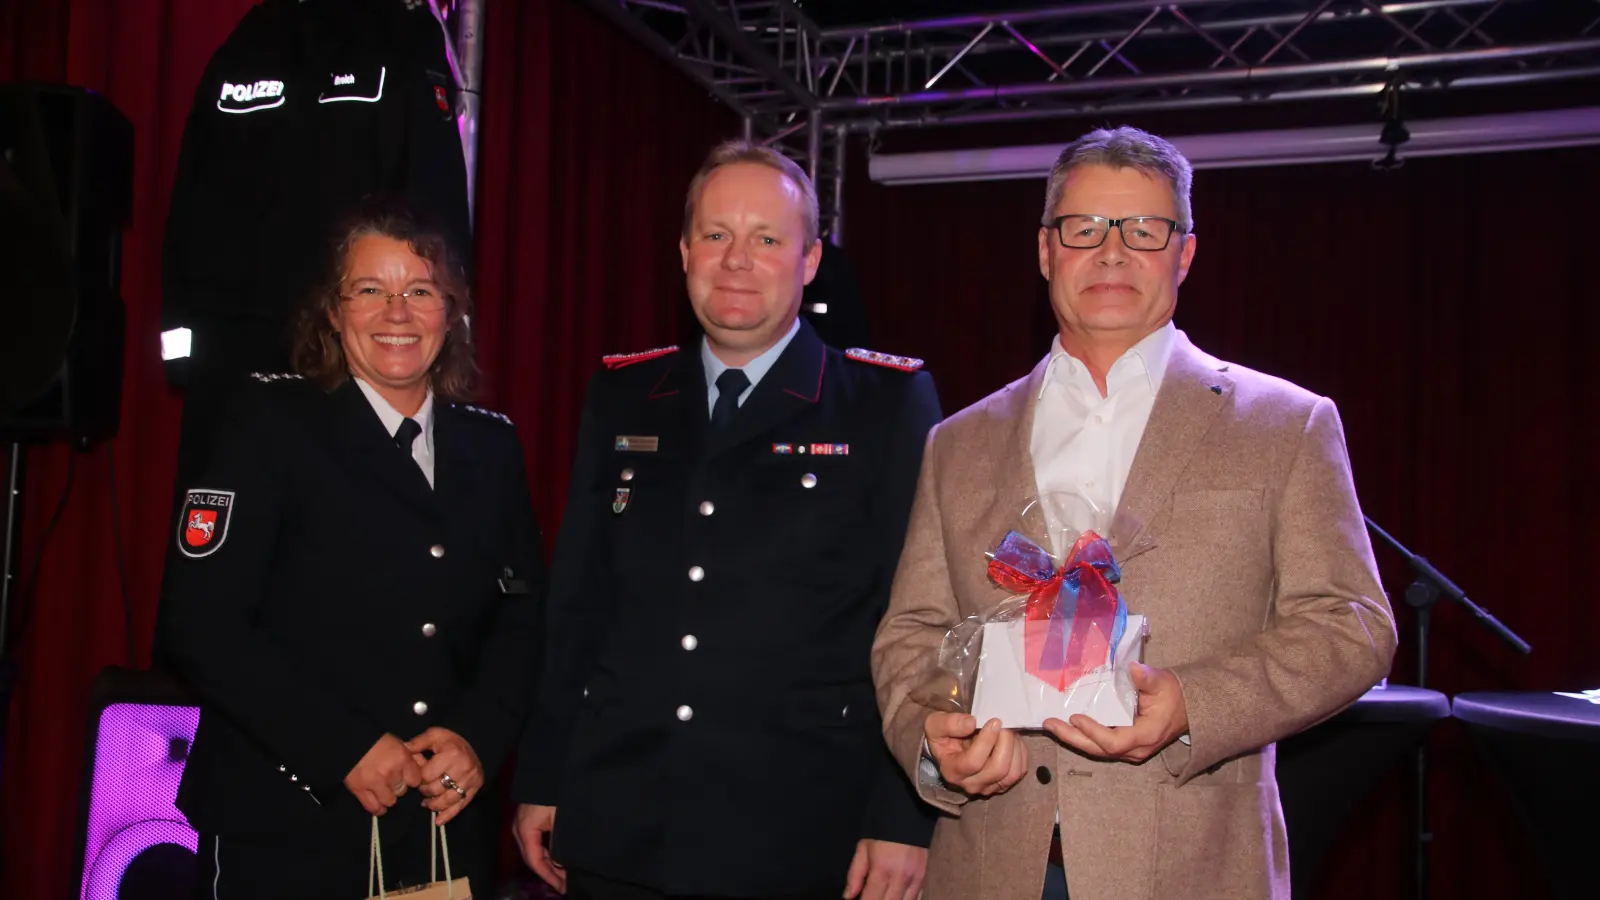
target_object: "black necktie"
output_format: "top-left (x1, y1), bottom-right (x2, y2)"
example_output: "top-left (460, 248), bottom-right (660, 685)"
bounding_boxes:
top-left (394, 417), bottom-right (422, 452)
top-left (711, 368), bottom-right (750, 431)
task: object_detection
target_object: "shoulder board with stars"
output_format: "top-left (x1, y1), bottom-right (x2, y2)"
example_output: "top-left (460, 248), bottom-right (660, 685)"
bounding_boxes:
top-left (602, 345), bottom-right (680, 370)
top-left (845, 348), bottom-right (924, 373)
top-left (459, 404), bottom-right (513, 426)
top-left (249, 372), bottom-right (304, 383)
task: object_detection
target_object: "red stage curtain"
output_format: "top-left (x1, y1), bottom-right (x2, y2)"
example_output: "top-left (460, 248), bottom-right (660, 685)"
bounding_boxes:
top-left (847, 144), bottom-right (1600, 900)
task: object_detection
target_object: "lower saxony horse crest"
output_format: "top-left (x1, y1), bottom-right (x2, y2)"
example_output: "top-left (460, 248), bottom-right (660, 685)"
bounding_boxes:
top-left (179, 488), bottom-right (235, 558)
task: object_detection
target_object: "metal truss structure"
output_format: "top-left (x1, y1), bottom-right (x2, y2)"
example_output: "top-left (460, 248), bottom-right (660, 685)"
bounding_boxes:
top-left (584, 0), bottom-right (1600, 240)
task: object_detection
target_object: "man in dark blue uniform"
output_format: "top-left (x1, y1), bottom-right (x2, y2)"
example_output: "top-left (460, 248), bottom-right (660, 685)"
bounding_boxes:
top-left (513, 142), bottom-right (942, 900)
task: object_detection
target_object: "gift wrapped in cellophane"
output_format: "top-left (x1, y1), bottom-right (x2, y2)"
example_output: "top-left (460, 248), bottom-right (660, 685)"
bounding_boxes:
top-left (931, 492), bottom-right (1152, 729)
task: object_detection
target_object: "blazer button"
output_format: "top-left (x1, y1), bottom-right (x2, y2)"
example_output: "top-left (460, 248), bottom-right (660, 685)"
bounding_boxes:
top-left (698, 500), bottom-right (714, 516)
top-left (421, 623), bottom-right (437, 637)
top-left (681, 634), bottom-right (698, 651)
top-left (688, 566), bottom-right (705, 582)
top-left (676, 704), bottom-right (694, 722)
top-left (429, 544), bottom-right (445, 559)
top-left (800, 473), bottom-right (818, 489)
top-left (621, 467), bottom-right (635, 481)
top-left (413, 701), bottom-right (429, 716)
top-left (1036, 766), bottom-right (1053, 785)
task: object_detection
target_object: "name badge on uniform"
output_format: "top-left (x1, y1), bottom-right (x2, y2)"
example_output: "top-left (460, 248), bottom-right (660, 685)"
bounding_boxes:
top-left (615, 435), bottom-right (659, 453)
top-left (318, 65), bottom-right (386, 104)
top-left (613, 488), bottom-right (631, 514)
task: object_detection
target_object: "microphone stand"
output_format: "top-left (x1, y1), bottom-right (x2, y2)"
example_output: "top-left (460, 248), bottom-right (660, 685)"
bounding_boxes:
top-left (1364, 517), bottom-right (1530, 900)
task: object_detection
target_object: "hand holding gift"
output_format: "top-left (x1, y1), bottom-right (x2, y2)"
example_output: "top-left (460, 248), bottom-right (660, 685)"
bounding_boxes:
top-left (1042, 660), bottom-right (1190, 763)
top-left (921, 712), bottom-right (1030, 796)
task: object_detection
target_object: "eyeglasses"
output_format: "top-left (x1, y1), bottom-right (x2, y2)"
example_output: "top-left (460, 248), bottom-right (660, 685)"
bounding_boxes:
top-left (338, 286), bottom-right (448, 313)
top-left (1045, 214), bottom-right (1185, 252)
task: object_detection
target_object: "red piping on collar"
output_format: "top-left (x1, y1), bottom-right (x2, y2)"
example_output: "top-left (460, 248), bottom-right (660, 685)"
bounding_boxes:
top-left (783, 350), bottom-right (825, 403)
top-left (647, 367), bottom-right (679, 400)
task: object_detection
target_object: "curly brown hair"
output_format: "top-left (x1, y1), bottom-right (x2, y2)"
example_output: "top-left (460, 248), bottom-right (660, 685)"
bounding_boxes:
top-left (290, 198), bottom-right (479, 402)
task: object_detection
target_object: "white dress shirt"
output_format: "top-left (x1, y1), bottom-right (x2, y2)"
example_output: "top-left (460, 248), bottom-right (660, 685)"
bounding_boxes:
top-left (355, 377), bottom-right (436, 488)
top-left (700, 318), bottom-right (801, 416)
top-left (1031, 323), bottom-right (1186, 824)
top-left (1030, 322), bottom-right (1177, 553)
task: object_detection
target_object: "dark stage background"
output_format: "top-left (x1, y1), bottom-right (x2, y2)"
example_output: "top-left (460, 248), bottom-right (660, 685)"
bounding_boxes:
top-left (2, 1), bottom-right (1595, 898)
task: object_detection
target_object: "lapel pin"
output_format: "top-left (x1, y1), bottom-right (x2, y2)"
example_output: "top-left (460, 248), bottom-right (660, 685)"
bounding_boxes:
top-left (613, 487), bottom-right (631, 514)
top-left (772, 443), bottom-right (793, 454)
top-left (808, 443), bottom-right (848, 456)
top-left (615, 435), bottom-right (660, 452)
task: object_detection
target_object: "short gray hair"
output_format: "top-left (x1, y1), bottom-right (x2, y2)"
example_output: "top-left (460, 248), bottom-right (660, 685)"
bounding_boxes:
top-left (683, 139), bottom-right (820, 245)
top-left (1041, 126), bottom-right (1194, 234)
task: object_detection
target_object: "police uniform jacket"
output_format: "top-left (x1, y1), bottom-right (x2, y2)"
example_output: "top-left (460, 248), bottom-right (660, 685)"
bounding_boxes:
top-left (161, 0), bottom-right (471, 372)
top-left (515, 320), bottom-right (942, 896)
top-left (160, 375), bottom-right (544, 883)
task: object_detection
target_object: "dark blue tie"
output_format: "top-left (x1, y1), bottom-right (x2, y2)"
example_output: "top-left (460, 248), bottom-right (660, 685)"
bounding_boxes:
top-left (711, 369), bottom-right (750, 431)
top-left (394, 417), bottom-right (422, 451)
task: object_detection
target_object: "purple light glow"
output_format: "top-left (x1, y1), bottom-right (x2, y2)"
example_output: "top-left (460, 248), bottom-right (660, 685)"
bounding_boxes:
top-left (79, 703), bottom-right (201, 900)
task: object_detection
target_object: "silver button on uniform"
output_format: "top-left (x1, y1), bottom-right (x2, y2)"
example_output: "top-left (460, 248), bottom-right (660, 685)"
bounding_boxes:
top-left (681, 634), bottom-right (698, 651)
top-left (413, 701), bottom-right (429, 716)
top-left (688, 566), bottom-right (705, 582)
top-left (429, 544), bottom-right (445, 559)
top-left (698, 501), bottom-right (714, 516)
top-left (801, 473), bottom-right (818, 489)
top-left (421, 623), bottom-right (437, 637)
top-left (621, 468), bottom-right (635, 481)
top-left (676, 704), bottom-right (694, 722)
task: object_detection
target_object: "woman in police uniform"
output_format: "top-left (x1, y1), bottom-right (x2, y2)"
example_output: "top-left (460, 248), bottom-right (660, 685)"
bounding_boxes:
top-left (161, 200), bottom-right (544, 900)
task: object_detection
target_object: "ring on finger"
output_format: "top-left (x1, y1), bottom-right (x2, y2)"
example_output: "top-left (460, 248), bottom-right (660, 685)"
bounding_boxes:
top-left (453, 785), bottom-right (467, 798)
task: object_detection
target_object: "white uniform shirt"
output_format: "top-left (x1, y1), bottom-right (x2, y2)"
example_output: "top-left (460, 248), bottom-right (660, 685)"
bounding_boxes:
top-left (355, 377), bottom-right (436, 488)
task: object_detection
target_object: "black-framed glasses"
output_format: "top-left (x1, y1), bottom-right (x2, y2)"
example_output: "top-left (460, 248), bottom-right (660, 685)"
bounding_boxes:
top-left (1045, 214), bottom-right (1184, 251)
top-left (338, 286), bottom-right (448, 313)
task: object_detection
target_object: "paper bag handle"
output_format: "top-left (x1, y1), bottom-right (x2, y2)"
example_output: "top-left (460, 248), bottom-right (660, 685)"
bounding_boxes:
top-left (369, 814), bottom-right (455, 899)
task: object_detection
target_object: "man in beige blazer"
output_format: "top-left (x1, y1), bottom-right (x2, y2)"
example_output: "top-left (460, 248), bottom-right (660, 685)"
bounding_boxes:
top-left (871, 126), bottom-right (1397, 900)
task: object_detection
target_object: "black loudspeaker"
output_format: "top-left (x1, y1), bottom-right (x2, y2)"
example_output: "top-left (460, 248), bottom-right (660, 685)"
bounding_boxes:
top-left (77, 666), bottom-right (202, 900)
top-left (0, 84), bottom-right (133, 445)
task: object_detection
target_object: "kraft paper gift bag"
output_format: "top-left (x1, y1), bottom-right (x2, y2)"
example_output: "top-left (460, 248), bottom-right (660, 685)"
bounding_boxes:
top-left (366, 814), bottom-right (472, 900)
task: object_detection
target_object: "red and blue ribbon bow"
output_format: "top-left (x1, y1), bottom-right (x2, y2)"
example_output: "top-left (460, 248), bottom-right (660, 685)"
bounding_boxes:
top-left (986, 530), bottom-right (1128, 692)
